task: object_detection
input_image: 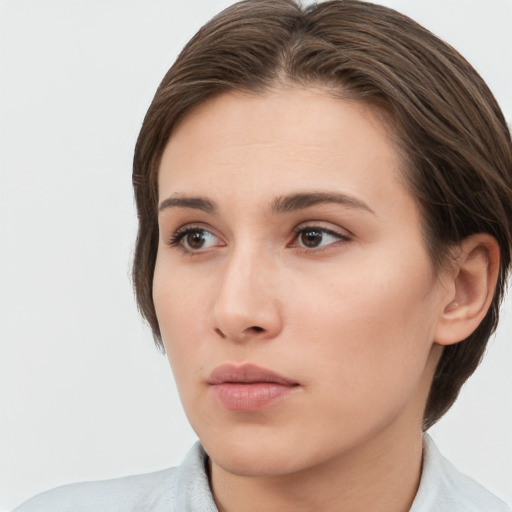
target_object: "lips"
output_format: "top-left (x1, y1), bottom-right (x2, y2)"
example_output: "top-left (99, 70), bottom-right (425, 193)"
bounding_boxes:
top-left (207, 364), bottom-right (299, 411)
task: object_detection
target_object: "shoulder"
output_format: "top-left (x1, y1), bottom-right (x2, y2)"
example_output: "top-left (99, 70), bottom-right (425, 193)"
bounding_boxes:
top-left (13, 442), bottom-right (217, 512)
top-left (13, 467), bottom-right (178, 512)
top-left (410, 434), bottom-right (511, 512)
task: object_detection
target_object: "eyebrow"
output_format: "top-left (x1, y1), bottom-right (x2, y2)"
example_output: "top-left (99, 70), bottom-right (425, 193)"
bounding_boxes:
top-left (270, 192), bottom-right (376, 215)
top-left (158, 191), bottom-right (376, 216)
top-left (158, 196), bottom-right (217, 213)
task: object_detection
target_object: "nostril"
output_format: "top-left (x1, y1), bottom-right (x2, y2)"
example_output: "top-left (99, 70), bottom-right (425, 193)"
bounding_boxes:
top-left (214, 328), bottom-right (226, 338)
top-left (249, 326), bottom-right (264, 333)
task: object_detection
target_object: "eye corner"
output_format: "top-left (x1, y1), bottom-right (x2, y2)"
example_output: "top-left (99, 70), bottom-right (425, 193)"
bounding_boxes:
top-left (290, 224), bottom-right (352, 251)
top-left (167, 224), bottom-right (225, 255)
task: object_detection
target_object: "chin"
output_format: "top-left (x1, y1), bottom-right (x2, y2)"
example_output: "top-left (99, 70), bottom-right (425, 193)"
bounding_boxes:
top-left (198, 426), bottom-right (310, 477)
top-left (210, 446), bottom-right (304, 478)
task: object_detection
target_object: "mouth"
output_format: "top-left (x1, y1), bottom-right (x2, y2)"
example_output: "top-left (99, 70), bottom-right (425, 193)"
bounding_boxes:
top-left (207, 363), bottom-right (300, 411)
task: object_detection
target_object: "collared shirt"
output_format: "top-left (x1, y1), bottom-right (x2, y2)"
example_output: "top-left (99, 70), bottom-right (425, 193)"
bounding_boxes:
top-left (14, 435), bottom-right (511, 511)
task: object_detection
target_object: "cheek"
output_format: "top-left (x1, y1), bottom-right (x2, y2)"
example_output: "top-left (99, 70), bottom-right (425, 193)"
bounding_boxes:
top-left (153, 261), bottom-right (210, 369)
top-left (290, 252), bottom-right (439, 392)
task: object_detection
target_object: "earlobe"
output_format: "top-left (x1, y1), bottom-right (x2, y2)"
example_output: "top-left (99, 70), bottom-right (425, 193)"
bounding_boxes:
top-left (434, 234), bottom-right (500, 346)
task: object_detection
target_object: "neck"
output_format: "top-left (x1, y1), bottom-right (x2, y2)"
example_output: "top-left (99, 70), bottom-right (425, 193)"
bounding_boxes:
top-left (210, 424), bottom-right (424, 512)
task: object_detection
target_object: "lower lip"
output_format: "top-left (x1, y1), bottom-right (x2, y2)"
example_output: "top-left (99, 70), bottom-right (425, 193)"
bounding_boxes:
top-left (210, 383), bottom-right (297, 411)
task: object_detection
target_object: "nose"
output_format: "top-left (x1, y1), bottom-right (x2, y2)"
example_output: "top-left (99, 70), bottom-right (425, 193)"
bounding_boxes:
top-left (209, 249), bottom-right (282, 342)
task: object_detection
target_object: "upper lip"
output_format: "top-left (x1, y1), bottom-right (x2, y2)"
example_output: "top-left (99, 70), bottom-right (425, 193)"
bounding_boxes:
top-left (207, 363), bottom-right (298, 386)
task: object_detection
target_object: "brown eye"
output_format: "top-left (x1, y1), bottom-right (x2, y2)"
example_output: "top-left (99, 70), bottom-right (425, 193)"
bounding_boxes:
top-left (170, 227), bottom-right (221, 252)
top-left (186, 230), bottom-right (208, 250)
top-left (294, 226), bottom-right (349, 250)
top-left (300, 229), bottom-right (324, 248)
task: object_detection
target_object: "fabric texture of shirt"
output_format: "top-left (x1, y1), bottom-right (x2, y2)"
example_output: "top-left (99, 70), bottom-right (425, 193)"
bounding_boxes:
top-left (13, 435), bottom-right (511, 511)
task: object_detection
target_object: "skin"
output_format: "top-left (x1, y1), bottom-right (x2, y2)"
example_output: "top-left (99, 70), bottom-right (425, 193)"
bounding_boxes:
top-left (152, 88), bottom-right (487, 512)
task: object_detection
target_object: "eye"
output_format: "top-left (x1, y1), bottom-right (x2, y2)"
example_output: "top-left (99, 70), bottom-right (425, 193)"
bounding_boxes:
top-left (292, 226), bottom-right (350, 250)
top-left (169, 226), bottom-right (222, 253)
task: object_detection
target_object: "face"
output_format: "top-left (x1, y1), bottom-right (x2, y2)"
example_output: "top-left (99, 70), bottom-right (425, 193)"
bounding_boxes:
top-left (154, 88), bottom-right (450, 478)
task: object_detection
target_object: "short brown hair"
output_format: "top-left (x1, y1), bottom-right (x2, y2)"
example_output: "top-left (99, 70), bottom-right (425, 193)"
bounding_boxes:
top-left (132, 0), bottom-right (512, 428)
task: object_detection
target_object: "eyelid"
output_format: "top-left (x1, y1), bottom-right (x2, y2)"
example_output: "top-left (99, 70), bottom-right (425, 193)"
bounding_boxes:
top-left (167, 223), bottom-right (224, 253)
top-left (292, 220), bottom-right (352, 238)
top-left (289, 222), bottom-right (352, 250)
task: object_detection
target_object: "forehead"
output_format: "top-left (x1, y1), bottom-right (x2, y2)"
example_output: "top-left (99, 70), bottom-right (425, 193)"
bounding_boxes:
top-left (160, 87), bottom-right (406, 196)
top-left (157, 88), bottom-right (414, 221)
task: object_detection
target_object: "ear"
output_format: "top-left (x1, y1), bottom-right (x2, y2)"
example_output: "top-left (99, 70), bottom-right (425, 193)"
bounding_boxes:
top-left (434, 234), bottom-right (500, 346)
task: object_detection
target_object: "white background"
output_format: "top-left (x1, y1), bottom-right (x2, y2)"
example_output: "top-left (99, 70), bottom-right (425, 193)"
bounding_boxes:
top-left (1, 1), bottom-right (511, 510)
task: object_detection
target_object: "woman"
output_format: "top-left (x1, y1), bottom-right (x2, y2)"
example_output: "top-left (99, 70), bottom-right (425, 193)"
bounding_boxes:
top-left (14, 0), bottom-right (512, 510)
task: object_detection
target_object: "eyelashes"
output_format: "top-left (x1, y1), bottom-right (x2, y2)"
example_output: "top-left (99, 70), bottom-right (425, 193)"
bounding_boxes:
top-left (290, 226), bottom-right (350, 250)
top-left (168, 225), bottom-right (223, 252)
top-left (168, 223), bottom-right (351, 255)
